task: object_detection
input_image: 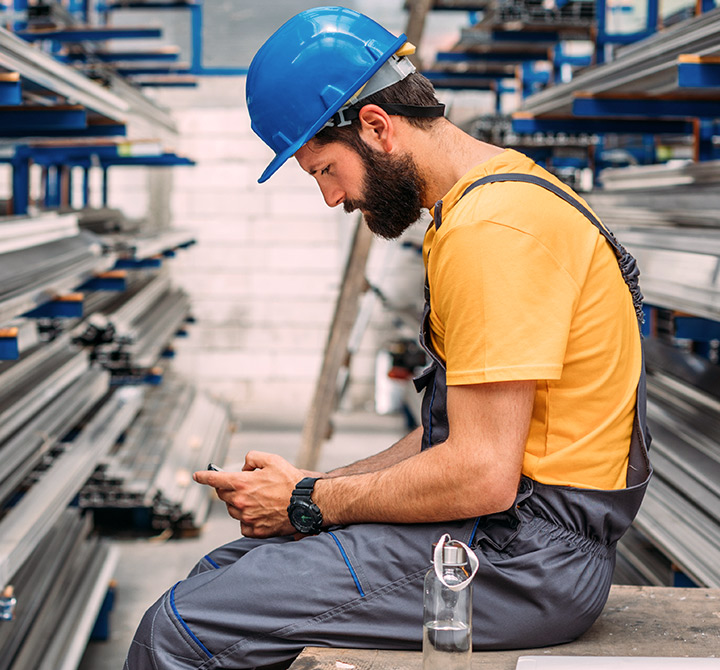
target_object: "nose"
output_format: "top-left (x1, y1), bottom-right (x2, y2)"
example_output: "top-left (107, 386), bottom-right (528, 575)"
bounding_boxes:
top-left (319, 182), bottom-right (345, 208)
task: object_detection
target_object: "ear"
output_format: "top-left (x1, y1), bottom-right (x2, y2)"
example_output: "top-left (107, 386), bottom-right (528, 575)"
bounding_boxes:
top-left (356, 104), bottom-right (394, 153)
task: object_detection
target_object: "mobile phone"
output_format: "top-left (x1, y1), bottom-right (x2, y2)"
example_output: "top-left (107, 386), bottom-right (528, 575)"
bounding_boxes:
top-left (207, 463), bottom-right (224, 472)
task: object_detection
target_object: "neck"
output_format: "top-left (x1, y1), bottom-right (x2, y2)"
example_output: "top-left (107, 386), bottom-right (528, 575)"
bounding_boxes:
top-left (410, 120), bottom-right (505, 207)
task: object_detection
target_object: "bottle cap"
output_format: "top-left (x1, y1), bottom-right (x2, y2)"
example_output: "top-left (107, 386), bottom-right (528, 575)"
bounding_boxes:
top-left (431, 542), bottom-right (467, 565)
top-left (442, 544), bottom-right (467, 566)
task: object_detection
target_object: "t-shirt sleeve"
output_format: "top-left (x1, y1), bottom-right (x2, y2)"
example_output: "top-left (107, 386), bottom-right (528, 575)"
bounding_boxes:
top-left (430, 220), bottom-right (581, 385)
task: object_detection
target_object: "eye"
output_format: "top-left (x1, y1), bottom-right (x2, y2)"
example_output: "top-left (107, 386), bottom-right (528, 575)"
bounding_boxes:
top-left (320, 165), bottom-right (331, 176)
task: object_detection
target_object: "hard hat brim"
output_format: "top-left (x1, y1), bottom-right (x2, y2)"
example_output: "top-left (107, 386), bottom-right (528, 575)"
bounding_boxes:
top-left (257, 32), bottom-right (408, 184)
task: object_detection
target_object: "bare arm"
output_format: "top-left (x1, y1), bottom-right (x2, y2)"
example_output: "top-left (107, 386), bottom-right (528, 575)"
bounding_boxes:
top-left (315, 380), bottom-right (534, 524)
top-left (324, 426), bottom-right (423, 477)
top-left (194, 380), bottom-right (535, 536)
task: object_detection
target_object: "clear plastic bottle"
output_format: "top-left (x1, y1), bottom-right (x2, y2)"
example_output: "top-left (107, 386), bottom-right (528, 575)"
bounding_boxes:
top-left (423, 542), bottom-right (472, 670)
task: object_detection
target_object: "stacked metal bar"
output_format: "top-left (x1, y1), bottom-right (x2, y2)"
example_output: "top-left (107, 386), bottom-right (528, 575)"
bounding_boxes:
top-left (639, 371), bottom-right (720, 587)
top-left (0, 385), bottom-right (143, 589)
top-left (520, 6), bottom-right (720, 115)
top-left (587, 162), bottom-right (720, 321)
top-left (81, 374), bottom-right (231, 532)
top-left (73, 270), bottom-right (191, 376)
top-left (0, 509), bottom-right (118, 670)
top-left (588, 160), bottom-right (720, 229)
top-left (586, 159), bottom-right (720, 586)
top-left (0, 222), bottom-right (113, 325)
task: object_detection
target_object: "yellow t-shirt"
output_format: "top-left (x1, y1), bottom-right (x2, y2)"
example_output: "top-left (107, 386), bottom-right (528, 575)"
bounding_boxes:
top-left (424, 149), bottom-right (641, 490)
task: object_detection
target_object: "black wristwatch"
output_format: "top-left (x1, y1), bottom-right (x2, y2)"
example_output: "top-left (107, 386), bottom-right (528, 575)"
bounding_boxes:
top-left (287, 477), bottom-right (323, 534)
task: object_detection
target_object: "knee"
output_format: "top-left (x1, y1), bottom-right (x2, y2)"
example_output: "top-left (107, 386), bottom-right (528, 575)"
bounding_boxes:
top-left (125, 586), bottom-right (209, 670)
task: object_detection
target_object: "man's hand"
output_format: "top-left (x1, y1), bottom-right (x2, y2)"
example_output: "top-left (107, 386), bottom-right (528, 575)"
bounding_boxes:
top-left (193, 451), bottom-right (308, 538)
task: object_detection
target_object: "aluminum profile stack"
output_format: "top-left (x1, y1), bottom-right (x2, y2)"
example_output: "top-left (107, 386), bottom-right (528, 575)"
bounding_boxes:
top-left (582, 161), bottom-right (720, 321)
top-left (520, 6), bottom-right (720, 116)
top-left (0, 385), bottom-right (143, 590)
top-left (81, 374), bottom-right (231, 532)
top-left (74, 270), bottom-right (191, 377)
top-left (0, 509), bottom-right (118, 670)
top-left (0, 215), bottom-right (113, 325)
top-left (588, 160), bottom-right (720, 229)
top-left (630, 364), bottom-right (720, 588)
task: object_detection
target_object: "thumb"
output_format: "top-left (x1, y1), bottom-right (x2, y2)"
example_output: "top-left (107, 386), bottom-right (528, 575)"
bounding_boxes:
top-left (243, 450), bottom-right (276, 471)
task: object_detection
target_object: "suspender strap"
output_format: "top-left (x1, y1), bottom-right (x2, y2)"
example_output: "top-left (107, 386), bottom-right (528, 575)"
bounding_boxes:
top-left (432, 173), bottom-right (645, 326)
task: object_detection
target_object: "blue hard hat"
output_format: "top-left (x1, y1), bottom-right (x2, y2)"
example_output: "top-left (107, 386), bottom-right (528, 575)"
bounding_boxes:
top-left (247, 6), bottom-right (408, 183)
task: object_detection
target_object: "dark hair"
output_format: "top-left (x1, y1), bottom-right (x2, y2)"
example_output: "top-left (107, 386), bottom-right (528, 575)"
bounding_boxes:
top-left (313, 71), bottom-right (442, 149)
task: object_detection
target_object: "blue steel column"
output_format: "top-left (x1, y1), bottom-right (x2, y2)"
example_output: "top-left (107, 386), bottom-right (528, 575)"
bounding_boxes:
top-left (102, 166), bottom-right (109, 206)
top-left (189, 0), bottom-right (204, 75)
top-left (11, 152), bottom-right (30, 216)
top-left (83, 166), bottom-right (91, 207)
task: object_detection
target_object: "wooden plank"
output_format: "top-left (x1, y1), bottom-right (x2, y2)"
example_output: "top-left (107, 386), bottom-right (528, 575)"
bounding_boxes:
top-left (405, 0), bottom-right (435, 67)
top-left (290, 586), bottom-right (720, 669)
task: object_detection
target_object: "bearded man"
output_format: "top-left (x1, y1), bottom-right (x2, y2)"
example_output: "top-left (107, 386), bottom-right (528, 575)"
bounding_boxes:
top-left (125, 7), bottom-right (651, 670)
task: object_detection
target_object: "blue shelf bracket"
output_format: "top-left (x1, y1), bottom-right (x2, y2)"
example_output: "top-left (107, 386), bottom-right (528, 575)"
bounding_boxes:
top-left (678, 55), bottom-right (720, 88)
top-left (0, 73), bottom-right (22, 105)
top-left (78, 270), bottom-right (128, 292)
top-left (24, 293), bottom-right (85, 319)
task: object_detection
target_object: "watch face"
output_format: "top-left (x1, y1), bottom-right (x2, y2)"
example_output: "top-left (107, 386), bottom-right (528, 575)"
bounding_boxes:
top-left (289, 501), bottom-right (321, 534)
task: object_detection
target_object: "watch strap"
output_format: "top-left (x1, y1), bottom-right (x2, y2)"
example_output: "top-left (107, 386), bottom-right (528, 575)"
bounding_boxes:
top-left (291, 477), bottom-right (319, 500)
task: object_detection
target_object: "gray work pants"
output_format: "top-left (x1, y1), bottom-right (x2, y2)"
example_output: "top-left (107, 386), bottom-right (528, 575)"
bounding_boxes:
top-left (125, 485), bottom-right (616, 669)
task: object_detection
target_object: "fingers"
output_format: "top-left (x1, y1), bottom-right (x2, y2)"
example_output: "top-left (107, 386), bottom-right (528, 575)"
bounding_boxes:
top-left (193, 469), bottom-right (233, 488)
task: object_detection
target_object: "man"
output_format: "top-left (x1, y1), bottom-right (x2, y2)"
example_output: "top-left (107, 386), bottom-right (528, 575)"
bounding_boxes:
top-left (126, 7), bottom-right (651, 669)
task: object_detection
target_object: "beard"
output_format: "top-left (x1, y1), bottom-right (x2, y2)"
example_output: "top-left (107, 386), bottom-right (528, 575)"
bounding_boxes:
top-left (343, 143), bottom-right (428, 240)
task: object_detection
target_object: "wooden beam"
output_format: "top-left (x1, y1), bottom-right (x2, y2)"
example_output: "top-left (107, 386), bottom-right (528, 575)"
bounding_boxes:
top-left (404, 0), bottom-right (435, 67)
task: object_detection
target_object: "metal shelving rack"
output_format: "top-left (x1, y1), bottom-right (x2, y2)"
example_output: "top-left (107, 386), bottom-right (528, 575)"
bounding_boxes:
top-left (0, 3), bottom-right (231, 667)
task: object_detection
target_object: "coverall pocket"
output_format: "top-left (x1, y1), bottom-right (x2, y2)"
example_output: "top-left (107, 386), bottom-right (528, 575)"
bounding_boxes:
top-left (472, 477), bottom-right (534, 552)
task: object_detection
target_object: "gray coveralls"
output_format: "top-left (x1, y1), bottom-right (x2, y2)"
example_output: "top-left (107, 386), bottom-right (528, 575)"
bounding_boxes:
top-left (125, 174), bottom-right (652, 670)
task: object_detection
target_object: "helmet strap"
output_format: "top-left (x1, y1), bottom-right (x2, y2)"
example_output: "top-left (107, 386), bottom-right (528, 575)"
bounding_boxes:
top-left (323, 101), bottom-right (445, 128)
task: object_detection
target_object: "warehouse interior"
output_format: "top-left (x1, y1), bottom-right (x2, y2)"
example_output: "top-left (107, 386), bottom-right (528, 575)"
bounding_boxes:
top-left (0, 0), bottom-right (719, 668)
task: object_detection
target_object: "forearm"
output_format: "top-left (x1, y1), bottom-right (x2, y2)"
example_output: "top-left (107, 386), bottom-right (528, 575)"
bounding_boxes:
top-left (324, 426), bottom-right (423, 477)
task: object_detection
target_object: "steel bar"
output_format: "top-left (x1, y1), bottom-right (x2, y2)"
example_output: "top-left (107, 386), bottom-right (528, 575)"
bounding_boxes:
top-left (630, 371), bottom-right (720, 587)
top-left (81, 374), bottom-right (231, 530)
top-left (128, 287), bottom-right (190, 367)
top-left (616, 526), bottom-right (673, 586)
top-left (0, 367), bottom-right (109, 504)
top-left (521, 6), bottom-right (720, 115)
top-left (106, 270), bottom-right (170, 333)
top-left (0, 384), bottom-right (142, 588)
top-left (0, 511), bottom-right (90, 670)
top-left (598, 159), bottom-right (720, 190)
top-left (150, 390), bottom-right (230, 529)
top-left (109, 229), bottom-right (196, 260)
top-left (0, 213), bottom-right (79, 255)
top-left (0, 25), bottom-right (128, 122)
top-left (0, 336), bottom-right (88, 446)
top-left (0, 231), bottom-right (114, 325)
top-left (36, 542), bottom-right (118, 670)
top-left (9, 535), bottom-right (97, 670)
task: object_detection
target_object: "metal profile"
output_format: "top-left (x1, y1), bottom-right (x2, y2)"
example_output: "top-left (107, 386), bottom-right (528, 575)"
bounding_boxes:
top-left (634, 372), bottom-right (720, 587)
top-left (0, 25), bottom-right (128, 122)
top-left (0, 510), bottom-right (90, 670)
top-left (0, 213), bottom-right (79, 256)
top-left (0, 366), bottom-right (109, 505)
top-left (0, 384), bottom-right (143, 589)
top-left (520, 6), bottom-right (720, 115)
top-left (81, 375), bottom-right (231, 531)
top-left (0, 335), bottom-right (89, 446)
top-left (0, 231), bottom-right (114, 326)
